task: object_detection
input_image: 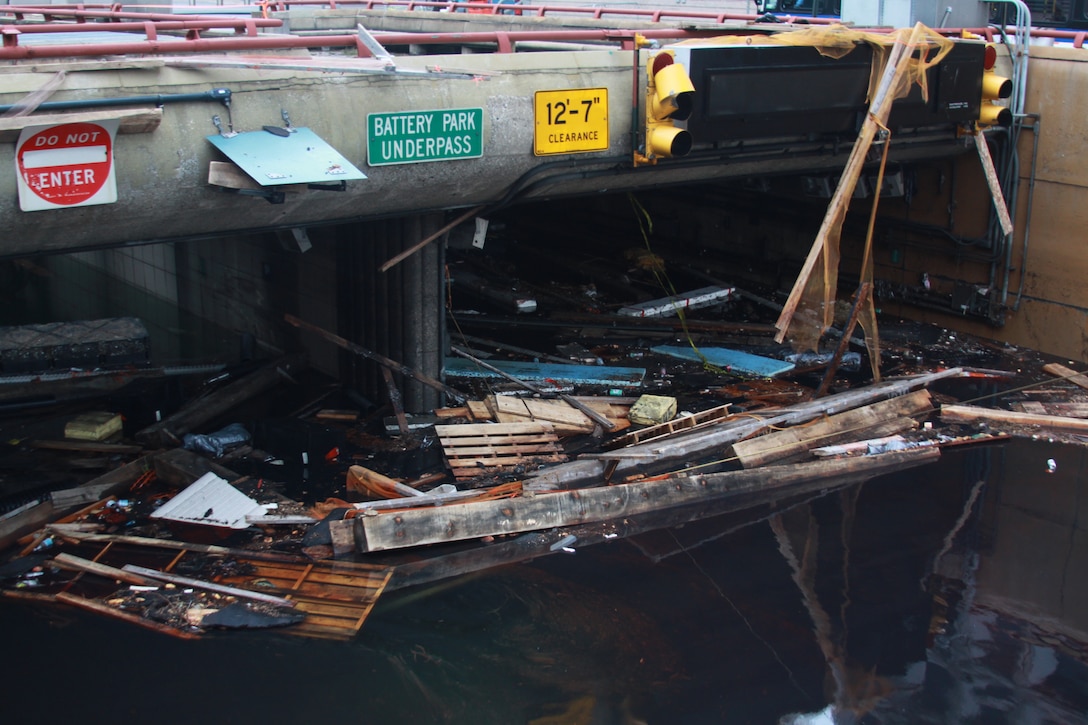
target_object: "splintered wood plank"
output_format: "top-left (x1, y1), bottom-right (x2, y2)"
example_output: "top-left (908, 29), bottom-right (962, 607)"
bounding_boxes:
top-left (435, 422), bottom-right (567, 479)
top-left (492, 395), bottom-right (596, 431)
top-left (1042, 363), bottom-right (1088, 391)
top-left (467, 400), bottom-right (493, 421)
top-left (941, 404), bottom-right (1088, 432)
top-left (731, 389), bottom-right (932, 468)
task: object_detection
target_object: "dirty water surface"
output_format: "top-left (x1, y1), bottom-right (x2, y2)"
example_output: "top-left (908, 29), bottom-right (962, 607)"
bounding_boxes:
top-left (3, 435), bottom-right (1086, 725)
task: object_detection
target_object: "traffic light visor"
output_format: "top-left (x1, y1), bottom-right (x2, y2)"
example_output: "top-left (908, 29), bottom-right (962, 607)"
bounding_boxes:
top-left (651, 59), bottom-right (695, 121)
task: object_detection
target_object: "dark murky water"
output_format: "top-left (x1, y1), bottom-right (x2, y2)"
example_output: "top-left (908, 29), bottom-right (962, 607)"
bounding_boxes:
top-left (3, 436), bottom-right (1086, 724)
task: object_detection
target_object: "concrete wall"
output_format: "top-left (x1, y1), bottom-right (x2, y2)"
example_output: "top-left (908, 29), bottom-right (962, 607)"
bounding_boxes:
top-left (873, 46), bottom-right (1088, 362)
top-left (0, 50), bottom-right (638, 256)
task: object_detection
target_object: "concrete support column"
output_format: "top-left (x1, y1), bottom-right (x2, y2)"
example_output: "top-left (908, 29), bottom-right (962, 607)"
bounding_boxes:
top-left (340, 212), bottom-right (446, 414)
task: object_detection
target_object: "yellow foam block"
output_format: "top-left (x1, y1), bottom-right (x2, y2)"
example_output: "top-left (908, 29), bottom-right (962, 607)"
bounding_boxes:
top-left (65, 412), bottom-right (122, 441)
top-left (628, 395), bottom-right (677, 425)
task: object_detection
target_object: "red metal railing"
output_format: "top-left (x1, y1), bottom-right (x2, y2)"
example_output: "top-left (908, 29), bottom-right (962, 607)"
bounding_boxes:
top-left (255, 0), bottom-right (793, 25)
top-left (1, 2), bottom-right (1085, 57)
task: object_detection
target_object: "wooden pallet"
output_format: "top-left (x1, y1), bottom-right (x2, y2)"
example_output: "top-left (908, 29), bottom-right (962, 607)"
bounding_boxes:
top-left (21, 535), bottom-right (393, 641)
top-left (434, 422), bottom-right (567, 480)
top-left (603, 403), bottom-right (740, 449)
top-left (214, 558), bottom-right (392, 641)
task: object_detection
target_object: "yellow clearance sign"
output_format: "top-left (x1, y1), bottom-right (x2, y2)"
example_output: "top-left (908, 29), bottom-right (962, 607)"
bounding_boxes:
top-left (533, 88), bottom-right (608, 156)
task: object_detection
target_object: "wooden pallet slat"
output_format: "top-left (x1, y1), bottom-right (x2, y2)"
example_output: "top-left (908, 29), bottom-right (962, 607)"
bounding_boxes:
top-left (434, 422), bottom-right (568, 480)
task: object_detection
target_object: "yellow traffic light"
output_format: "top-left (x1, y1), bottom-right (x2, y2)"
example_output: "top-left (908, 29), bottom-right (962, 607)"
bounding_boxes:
top-left (637, 50), bottom-right (695, 165)
top-left (979, 43), bottom-right (1012, 128)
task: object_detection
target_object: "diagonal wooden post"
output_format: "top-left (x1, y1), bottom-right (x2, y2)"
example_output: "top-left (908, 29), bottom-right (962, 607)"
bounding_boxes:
top-left (775, 23), bottom-right (931, 345)
top-left (973, 130), bottom-right (1014, 237)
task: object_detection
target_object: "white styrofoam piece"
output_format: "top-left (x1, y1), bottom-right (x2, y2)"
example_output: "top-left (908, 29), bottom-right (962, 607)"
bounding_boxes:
top-left (149, 472), bottom-right (264, 530)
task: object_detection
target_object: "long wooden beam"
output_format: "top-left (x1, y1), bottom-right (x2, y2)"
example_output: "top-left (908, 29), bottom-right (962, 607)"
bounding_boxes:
top-left (353, 447), bottom-right (940, 552)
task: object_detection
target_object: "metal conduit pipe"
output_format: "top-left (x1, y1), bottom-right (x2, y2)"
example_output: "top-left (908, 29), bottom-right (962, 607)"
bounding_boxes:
top-left (0, 87), bottom-right (231, 114)
top-left (1012, 113), bottom-right (1040, 312)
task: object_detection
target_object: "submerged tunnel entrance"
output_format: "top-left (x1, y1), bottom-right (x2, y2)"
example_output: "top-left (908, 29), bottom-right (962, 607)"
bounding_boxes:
top-left (0, 145), bottom-right (1011, 421)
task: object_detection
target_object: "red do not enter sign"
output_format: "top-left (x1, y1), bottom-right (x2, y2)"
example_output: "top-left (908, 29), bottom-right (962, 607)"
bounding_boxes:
top-left (16, 120), bottom-right (118, 211)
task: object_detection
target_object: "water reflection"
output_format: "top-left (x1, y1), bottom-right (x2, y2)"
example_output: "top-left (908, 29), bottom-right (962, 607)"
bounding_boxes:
top-left (2, 438), bottom-right (1087, 724)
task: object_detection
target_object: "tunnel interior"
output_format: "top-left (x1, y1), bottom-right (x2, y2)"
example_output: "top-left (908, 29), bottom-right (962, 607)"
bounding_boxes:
top-left (0, 141), bottom-right (1007, 415)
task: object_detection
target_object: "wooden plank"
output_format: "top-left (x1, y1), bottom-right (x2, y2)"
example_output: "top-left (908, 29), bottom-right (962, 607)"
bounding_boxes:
top-left (731, 389), bottom-right (932, 468)
top-left (52, 553), bottom-right (161, 587)
top-left (1042, 362), bottom-right (1088, 391)
top-left (436, 421), bottom-right (555, 437)
top-left (314, 409), bottom-right (359, 422)
top-left (123, 564), bottom-right (299, 607)
top-left (55, 592), bottom-right (203, 640)
top-left (27, 439), bottom-right (143, 455)
top-left (438, 441), bottom-right (565, 456)
top-left (0, 107), bottom-right (163, 143)
top-left (208, 161), bottom-right (308, 192)
top-left (467, 400), bottom-right (493, 421)
top-left (492, 395), bottom-right (596, 433)
top-left (941, 404), bottom-right (1088, 432)
top-left (329, 519), bottom-right (356, 557)
top-left (974, 132), bottom-right (1015, 237)
top-left (354, 447), bottom-right (940, 552)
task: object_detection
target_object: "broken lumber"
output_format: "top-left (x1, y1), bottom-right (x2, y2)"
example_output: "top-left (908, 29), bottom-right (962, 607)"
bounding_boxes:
top-left (526, 368), bottom-right (963, 491)
top-left (940, 404), bottom-right (1088, 433)
top-left (775, 23), bottom-right (940, 344)
top-left (449, 346), bottom-right (620, 431)
top-left (731, 389), bottom-right (931, 468)
top-left (353, 447), bottom-right (939, 552)
top-left (122, 564), bottom-right (298, 607)
top-left (136, 355), bottom-right (307, 448)
top-left (52, 553), bottom-right (162, 587)
top-left (489, 395), bottom-right (597, 434)
top-left (1042, 363), bottom-right (1088, 392)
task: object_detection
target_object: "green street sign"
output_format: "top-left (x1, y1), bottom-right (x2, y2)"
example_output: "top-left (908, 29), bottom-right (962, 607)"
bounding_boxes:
top-left (367, 108), bottom-right (484, 166)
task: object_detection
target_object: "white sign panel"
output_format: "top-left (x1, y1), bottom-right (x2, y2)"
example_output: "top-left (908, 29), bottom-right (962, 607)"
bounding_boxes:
top-left (16, 119), bottom-right (119, 212)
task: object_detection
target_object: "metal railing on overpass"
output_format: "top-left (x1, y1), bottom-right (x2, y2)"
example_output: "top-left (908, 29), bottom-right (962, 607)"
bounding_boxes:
top-left (2, 1), bottom-right (1088, 55)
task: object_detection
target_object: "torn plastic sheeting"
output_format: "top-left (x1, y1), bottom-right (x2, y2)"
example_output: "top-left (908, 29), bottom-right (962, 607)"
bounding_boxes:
top-left (183, 422), bottom-right (250, 458)
top-left (199, 601), bottom-right (305, 630)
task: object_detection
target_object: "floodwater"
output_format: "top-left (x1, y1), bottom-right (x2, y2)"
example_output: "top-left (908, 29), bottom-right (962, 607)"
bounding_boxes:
top-left (3, 436), bottom-right (1086, 724)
